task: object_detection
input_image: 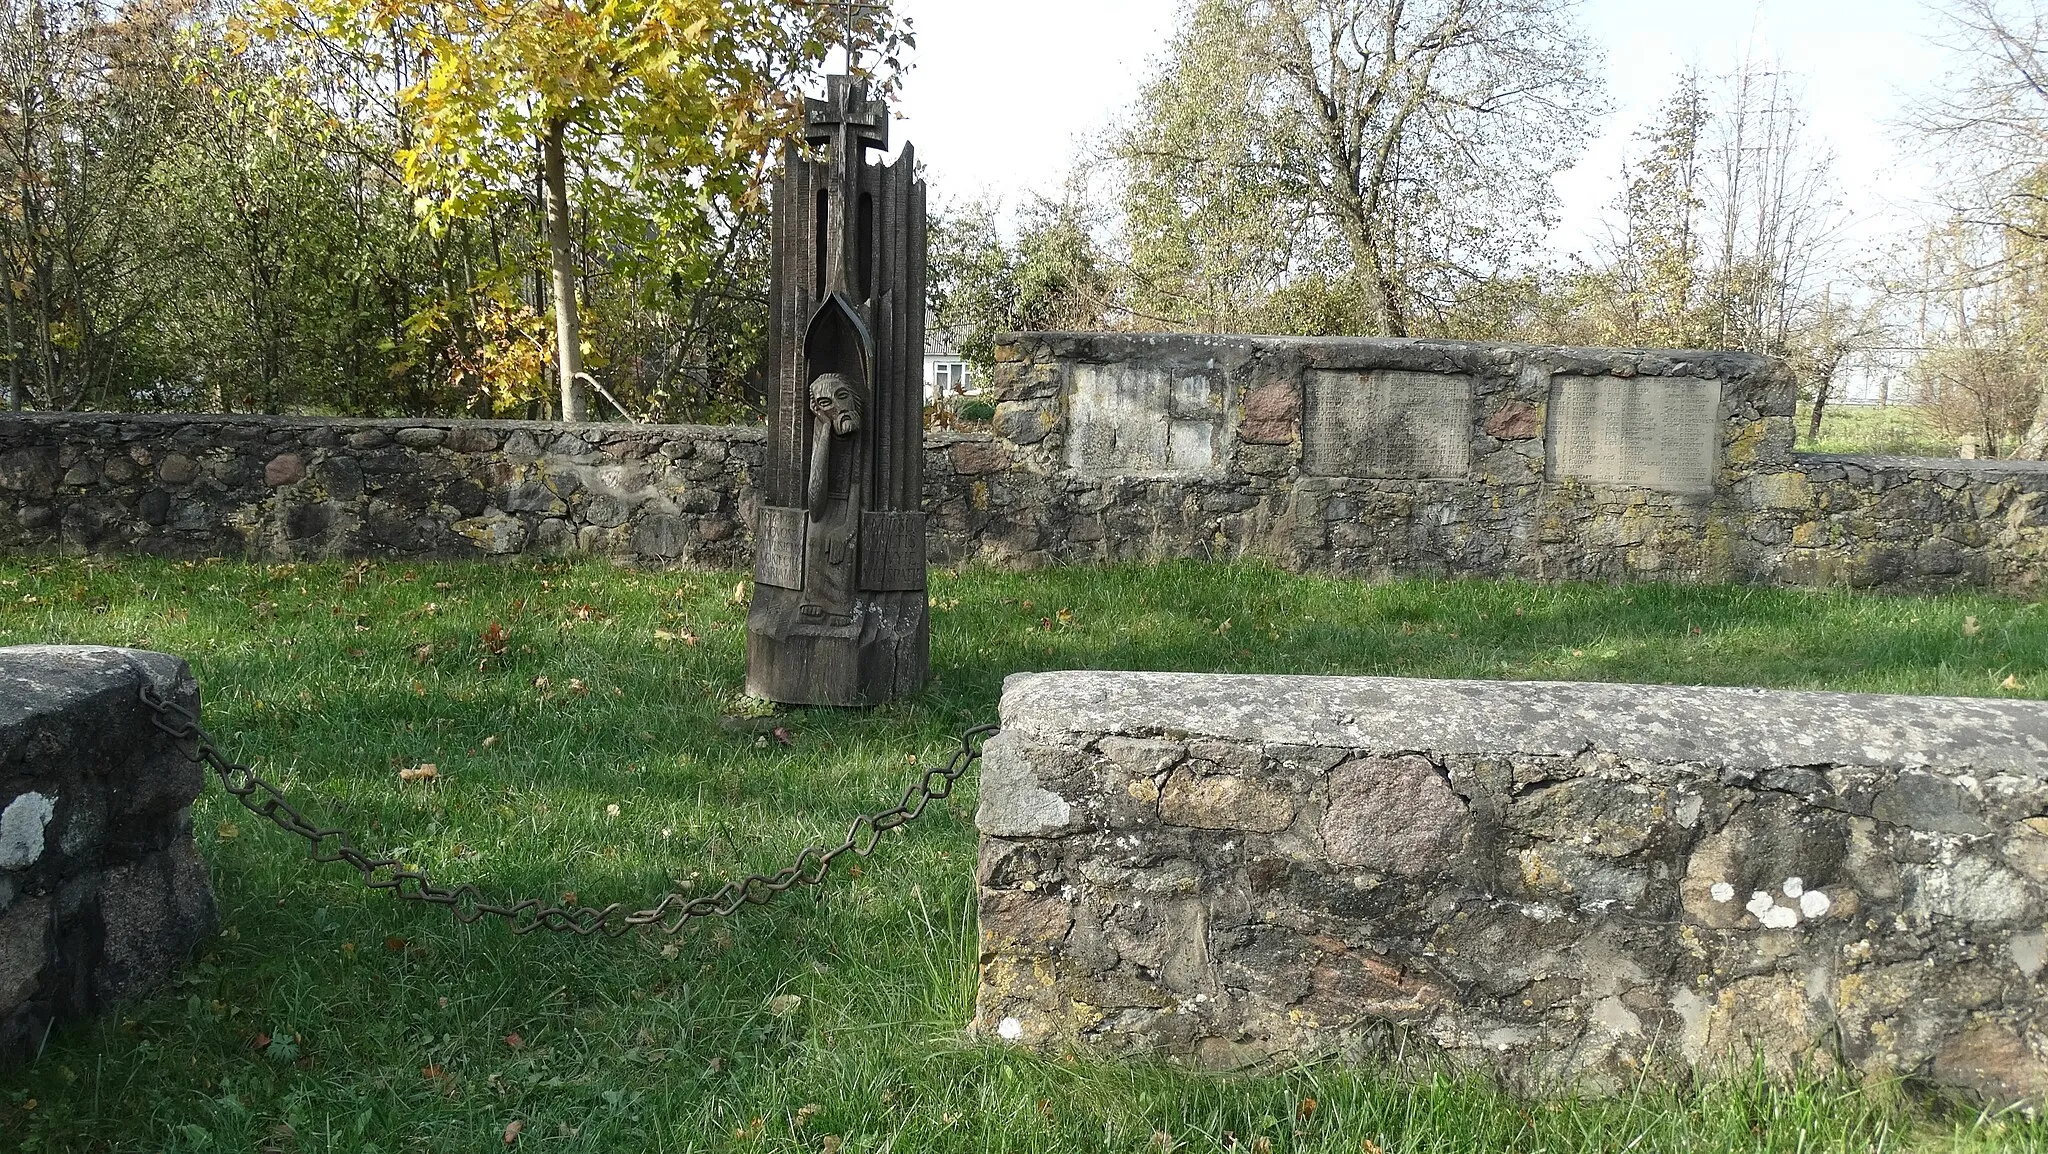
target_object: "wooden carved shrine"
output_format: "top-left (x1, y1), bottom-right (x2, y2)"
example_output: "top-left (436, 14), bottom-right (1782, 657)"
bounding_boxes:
top-left (746, 73), bottom-right (929, 706)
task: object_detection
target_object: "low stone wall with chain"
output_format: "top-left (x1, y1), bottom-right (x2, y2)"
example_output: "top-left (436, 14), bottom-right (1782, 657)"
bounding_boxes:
top-left (0, 332), bottom-right (2043, 593)
top-left (0, 646), bottom-right (214, 1065)
top-left (975, 671), bottom-right (2048, 1105)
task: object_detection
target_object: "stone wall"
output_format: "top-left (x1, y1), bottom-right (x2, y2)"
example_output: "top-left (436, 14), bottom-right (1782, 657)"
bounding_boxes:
top-left (0, 413), bottom-right (771, 567)
top-left (0, 646), bottom-right (214, 1064)
top-left (0, 332), bottom-right (2043, 593)
top-left (974, 671), bottom-right (2048, 1105)
top-left (970, 334), bottom-right (2048, 593)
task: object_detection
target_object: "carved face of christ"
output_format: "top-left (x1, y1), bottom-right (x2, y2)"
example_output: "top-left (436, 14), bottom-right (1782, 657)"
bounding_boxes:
top-left (809, 373), bottom-right (863, 437)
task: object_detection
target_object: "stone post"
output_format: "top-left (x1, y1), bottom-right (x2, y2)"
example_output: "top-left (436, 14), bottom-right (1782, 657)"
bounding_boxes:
top-left (0, 646), bottom-right (215, 1065)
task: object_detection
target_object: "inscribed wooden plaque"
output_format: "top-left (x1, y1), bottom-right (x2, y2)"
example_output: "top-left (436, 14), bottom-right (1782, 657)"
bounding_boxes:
top-left (859, 511), bottom-right (927, 591)
top-left (1546, 376), bottom-right (1722, 495)
top-left (754, 505), bottom-right (807, 589)
top-left (1303, 370), bottom-right (1474, 479)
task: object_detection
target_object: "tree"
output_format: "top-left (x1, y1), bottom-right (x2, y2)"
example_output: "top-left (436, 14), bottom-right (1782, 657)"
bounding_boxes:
top-left (1909, 0), bottom-right (2048, 456)
top-left (0, 0), bottom-right (195, 410)
top-left (1111, 0), bottom-right (1598, 338)
top-left (255, 0), bottom-right (907, 420)
top-left (929, 190), bottom-right (1111, 370)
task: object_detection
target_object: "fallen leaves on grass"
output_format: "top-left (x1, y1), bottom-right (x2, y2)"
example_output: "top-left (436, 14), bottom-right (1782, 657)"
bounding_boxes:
top-left (478, 622), bottom-right (510, 669)
top-left (504, 1033), bottom-right (523, 1049)
top-left (398, 764), bottom-right (438, 784)
top-left (766, 994), bottom-right (802, 1018)
top-left (772, 726), bottom-right (794, 747)
top-left (482, 735), bottom-right (500, 748)
top-left (2004, 674), bottom-right (2028, 690)
top-left (1965, 616), bottom-right (1983, 636)
top-left (215, 821), bottom-right (239, 842)
top-left (502, 1120), bottom-right (523, 1145)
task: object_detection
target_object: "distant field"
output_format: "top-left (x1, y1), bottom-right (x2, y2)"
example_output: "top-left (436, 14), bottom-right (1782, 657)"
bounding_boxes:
top-left (2, 558), bottom-right (2045, 1152)
top-left (1797, 403), bottom-right (1956, 457)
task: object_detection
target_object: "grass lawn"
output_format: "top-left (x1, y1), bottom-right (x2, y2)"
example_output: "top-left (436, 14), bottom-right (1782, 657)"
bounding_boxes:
top-left (1796, 404), bottom-right (1955, 458)
top-left (3, 557), bottom-right (2048, 1153)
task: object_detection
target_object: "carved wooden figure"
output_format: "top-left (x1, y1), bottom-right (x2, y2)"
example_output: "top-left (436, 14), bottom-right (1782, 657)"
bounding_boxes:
top-left (746, 73), bottom-right (929, 706)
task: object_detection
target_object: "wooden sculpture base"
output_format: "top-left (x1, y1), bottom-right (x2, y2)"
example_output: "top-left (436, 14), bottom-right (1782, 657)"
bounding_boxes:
top-left (745, 588), bottom-right (929, 707)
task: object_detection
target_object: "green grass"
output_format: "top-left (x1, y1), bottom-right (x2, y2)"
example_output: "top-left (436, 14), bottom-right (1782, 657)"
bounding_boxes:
top-left (1797, 403), bottom-right (1954, 457)
top-left (4, 557), bottom-right (2047, 1153)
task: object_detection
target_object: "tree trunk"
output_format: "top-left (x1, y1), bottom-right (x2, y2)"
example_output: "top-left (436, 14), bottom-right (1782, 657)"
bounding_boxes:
top-left (2016, 372), bottom-right (2048, 459)
top-left (3, 277), bottom-right (21, 411)
top-left (1806, 378), bottom-right (1831, 446)
top-left (542, 117), bottom-right (586, 422)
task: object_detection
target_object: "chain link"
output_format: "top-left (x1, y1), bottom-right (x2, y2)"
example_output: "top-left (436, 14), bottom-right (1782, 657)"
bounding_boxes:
top-left (135, 680), bottom-right (996, 937)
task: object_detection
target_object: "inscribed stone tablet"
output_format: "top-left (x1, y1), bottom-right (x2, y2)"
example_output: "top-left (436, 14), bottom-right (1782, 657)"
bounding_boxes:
top-left (1303, 370), bottom-right (1473, 478)
top-left (860, 511), bottom-right (927, 591)
top-left (1067, 364), bottom-right (1223, 477)
top-left (1547, 376), bottom-right (1722, 495)
top-left (754, 505), bottom-right (806, 589)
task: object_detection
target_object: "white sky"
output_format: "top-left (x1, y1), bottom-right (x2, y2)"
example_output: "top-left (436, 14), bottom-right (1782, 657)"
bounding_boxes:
top-left (884, 0), bottom-right (1960, 262)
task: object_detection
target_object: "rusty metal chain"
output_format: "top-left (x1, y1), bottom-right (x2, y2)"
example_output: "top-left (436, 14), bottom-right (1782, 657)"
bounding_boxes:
top-left (135, 679), bottom-right (996, 937)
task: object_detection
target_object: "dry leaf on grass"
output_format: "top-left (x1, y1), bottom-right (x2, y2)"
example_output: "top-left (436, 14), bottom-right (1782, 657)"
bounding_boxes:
top-left (502, 1120), bottom-right (523, 1145)
top-left (2004, 675), bottom-right (2027, 690)
top-left (1965, 615), bottom-right (1983, 636)
top-left (398, 764), bottom-right (438, 784)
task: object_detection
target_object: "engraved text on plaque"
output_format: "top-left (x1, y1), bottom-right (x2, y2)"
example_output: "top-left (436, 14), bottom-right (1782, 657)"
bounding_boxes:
top-left (859, 511), bottom-right (928, 591)
top-left (1546, 375), bottom-right (1722, 495)
top-left (754, 506), bottom-right (807, 590)
top-left (1067, 363), bottom-right (1224, 477)
top-left (1303, 370), bottom-right (1474, 478)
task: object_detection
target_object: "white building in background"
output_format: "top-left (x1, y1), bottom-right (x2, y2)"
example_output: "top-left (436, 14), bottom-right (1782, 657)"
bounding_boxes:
top-left (924, 325), bottom-right (977, 401)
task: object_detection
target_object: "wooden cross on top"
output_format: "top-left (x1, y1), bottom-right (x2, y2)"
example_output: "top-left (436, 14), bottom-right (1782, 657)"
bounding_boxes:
top-left (805, 73), bottom-right (889, 162)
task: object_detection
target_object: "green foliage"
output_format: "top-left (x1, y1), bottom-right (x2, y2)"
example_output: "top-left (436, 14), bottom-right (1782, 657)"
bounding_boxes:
top-left (0, 0), bottom-right (909, 420)
top-left (1105, 0), bottom-right (1598, 339)
top-left (929, 192), bottom-right (1109, 371)
top-left (3, 556), bottom-right (2047, 1150)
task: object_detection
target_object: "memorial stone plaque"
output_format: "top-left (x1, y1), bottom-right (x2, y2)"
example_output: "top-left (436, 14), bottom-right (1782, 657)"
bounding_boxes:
top-left (1067, 364), bottom-right (1222, 477)
top-left (1303, 370), bottom-right (1474, 478)
top-left (1546, 375), bottom-right (1722, 495)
